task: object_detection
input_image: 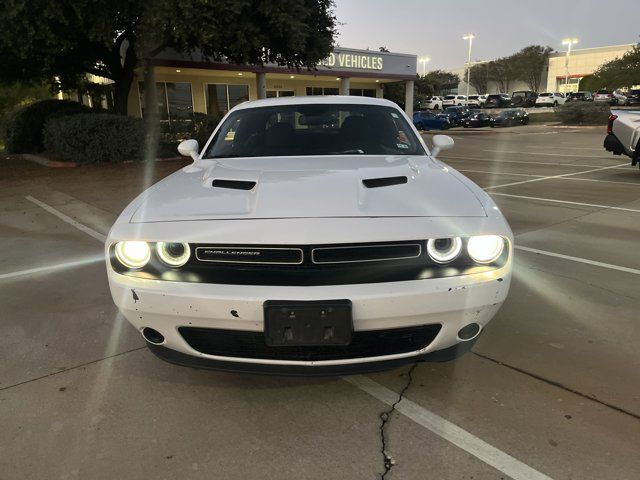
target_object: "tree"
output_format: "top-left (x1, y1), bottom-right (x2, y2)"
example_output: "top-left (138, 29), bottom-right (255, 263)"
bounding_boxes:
top-left (513, 45), bottom-right (552, 92)
top-left (0, 0), bottom-right (337, 115)
top-left (420, 70), bottom-right (460, 96)
top-left (487, 58), bottom-right (516, 93)
top-left (466, 63), bottom-right (489, 94)
top-left (587, 44), bottom-right (640, 90)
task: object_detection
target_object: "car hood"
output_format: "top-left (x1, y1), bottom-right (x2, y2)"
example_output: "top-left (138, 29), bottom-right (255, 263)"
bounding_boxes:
top-left (129, 155), bottom-right (486, 223)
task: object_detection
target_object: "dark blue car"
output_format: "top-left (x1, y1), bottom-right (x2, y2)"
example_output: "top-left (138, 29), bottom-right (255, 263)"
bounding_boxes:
top-left (412, 111), bottom-right (451, 131)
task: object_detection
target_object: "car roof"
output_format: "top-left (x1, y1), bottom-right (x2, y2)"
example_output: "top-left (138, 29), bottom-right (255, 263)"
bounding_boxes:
top-left (232, 95), bottom-right (399, 111)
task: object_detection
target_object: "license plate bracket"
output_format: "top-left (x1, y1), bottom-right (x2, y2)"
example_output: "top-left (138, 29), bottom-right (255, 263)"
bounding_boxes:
top-left (264, 300), bottom-right (353, 347)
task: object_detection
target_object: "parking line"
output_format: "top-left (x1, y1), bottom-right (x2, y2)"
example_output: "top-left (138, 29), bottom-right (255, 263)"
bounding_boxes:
top-left (25, 195), bottom-right (107, 242)
top-left (484, 149), bottom-right (610, 158)
top-left (490, 192), bottom-right (640, 213)
top-left (344, 375), bottom-right (554, 480)
top-left (440, 155), bottom-right (617, 169)
top-left (515, 246), bottom-right (640, 275)
top-left (485, 163), bottom-right (629, 189)
top-left (0, 256), bottom-right (105, 280)
top-left (458, 169), bottom-right (640, 187)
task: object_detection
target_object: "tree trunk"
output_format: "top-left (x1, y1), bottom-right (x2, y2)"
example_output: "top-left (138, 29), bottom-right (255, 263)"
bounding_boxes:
top-left (113, 70), bottom-right (134, 115)
top-left (143, 61), bottom-right (160, 162)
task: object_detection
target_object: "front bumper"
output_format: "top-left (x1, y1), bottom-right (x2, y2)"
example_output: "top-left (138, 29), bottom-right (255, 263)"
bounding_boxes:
top-left (108, 265), bottom-right (511, 372)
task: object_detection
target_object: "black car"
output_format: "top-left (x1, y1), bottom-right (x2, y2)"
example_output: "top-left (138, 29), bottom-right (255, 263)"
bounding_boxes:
top-left (461, 111), bottom-right (492, 128)
top-left (484, 94), bottom-right (512, 108)
top-left (625, 89), bottom-right (640, 105)
top-left (437, 106), bottom-right (472, 126)
top-left (490, 108), bottom-right (529, 127)
top-left (567, 91), bottom-right (594, 102)
top-left (511, 91), bottom-right (538, 107)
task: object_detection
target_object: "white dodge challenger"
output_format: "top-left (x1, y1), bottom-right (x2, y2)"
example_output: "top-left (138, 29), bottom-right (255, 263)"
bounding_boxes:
top-left (106, 96), bottom-right (513, 375)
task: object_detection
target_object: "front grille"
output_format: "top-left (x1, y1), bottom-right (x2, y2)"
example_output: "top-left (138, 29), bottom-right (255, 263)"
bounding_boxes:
top-left (312, 243), bottom-right (421, 264)
top-left (179, 324), bottom-right (442, 361)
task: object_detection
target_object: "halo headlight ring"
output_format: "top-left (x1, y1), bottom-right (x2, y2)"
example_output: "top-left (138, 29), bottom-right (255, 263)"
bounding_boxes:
top-left (427, 237), bottom-right (463, 264)
top-left (156, 242), bottom-right (191, 267)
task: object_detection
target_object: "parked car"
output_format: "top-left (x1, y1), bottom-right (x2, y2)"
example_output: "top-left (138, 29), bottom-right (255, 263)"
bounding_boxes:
top-left (625, 89), bottom-right (640, 106)
top-left (490, 108), bottom-right (529, 127)
top-left (442, 94), bottom-right (468, 107)
top-left (566, 91), bottom-right (594, 102)
top-left (484, 94), bottom-right (511, 108)
top-left (594, 89), bottom-right (628, 105)
top-left (438, 106), bottom-right (472, 126)
top-left (467, 95), bottom-right (487, 108)
top-left (413, 110), bottom-right (451, 131)
top-left (461, 111), bottom-right (492, 128)
top-left (535, 92), bottom-right (566, 107)
top-left (604, 110), bottom-right (640, 169)
top-left (511, 91), bottom-right (538, 107)
top-left (425, 96), bottom-right (444, 110)
top-left (105, 95), bottom-right (514, 374)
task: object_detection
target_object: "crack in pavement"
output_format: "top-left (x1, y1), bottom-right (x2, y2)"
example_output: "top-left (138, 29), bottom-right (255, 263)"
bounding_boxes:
top-left (472, 351), bottom-right (640, 420)
top-left (378, 363), bottom-right (417, 479)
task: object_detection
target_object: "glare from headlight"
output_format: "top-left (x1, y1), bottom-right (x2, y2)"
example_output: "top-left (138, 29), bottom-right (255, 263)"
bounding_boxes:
top-left (115, 241), bottom-right (150, 269)
top-left (427, 237), bottom-right (462, 263)
top-left (467, 235), bottom-right (504, 264)
top-left (156, 242), bottom-right (191, 267)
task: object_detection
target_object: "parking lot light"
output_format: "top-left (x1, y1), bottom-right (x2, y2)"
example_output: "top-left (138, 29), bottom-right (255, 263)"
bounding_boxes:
top-left (419, 56), bottom-right (431, 77)
top-left (562, 38), bottom-right (579, 91)
top-left (463, 34), bottom-right (475, 99)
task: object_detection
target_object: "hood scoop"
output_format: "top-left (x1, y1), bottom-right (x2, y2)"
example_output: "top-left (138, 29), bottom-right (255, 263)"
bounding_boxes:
top-left (362, 176), bottom-right (408, 188)
top-left (211, 179), bottom-right (256, 191)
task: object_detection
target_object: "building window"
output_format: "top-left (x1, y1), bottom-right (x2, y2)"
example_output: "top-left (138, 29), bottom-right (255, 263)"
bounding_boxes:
top-left (267, 90), bottom-right (295, 98)
top-left (138, 82), bottom-right (193, 121)
top-left (306, 87), bottom-right (339, 96)
top-left (206, 84), bottom-right (249, 116)
top-left (349, 88), bottom-right (377, 97)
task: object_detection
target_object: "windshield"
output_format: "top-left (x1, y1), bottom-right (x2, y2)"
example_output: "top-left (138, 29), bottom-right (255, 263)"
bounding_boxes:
top-left (204, 103), bottom-right (424, 158)
top-left (539, 93), bottom-right (553, 97)
top-left (444, 95), bottom-right (456, 99)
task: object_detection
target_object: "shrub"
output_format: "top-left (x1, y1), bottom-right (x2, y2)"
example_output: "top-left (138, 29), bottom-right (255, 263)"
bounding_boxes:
top-left (159, 113), bottom-right (223, 156)
top-left (4, 99), bottom-right (92, 153)
top-left (555, 102), bottom-right (611, 125)
top-left (44, 114), bottom-right (145, 163)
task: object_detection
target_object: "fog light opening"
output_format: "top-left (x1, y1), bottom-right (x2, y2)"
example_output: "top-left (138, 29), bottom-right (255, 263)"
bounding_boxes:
top-left (141, 327), bottom-right (165, 345)
top-left (457, 323), bottom-right (481, 341)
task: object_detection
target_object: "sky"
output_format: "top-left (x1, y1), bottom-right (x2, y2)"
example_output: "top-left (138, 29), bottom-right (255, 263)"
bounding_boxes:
top-left (333, 0), bottom-right (639, 71)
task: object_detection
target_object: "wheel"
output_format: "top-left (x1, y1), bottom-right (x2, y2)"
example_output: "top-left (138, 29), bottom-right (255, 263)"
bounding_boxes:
top-left (433, 105), bottom-right (439, 110)
top-left (523, 118), bottom-right (530, 125)
top-left (415, 122), bottom-right (424, 131)
top-left (457, 103), bottom-right (462, 106)
top-left (553, 101), bottom-right (558, 107)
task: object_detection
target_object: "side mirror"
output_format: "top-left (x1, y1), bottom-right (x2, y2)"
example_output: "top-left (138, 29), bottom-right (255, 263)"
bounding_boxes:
top-left (431, 135), bottom-right (454, 157)
top-left (178, 139), bottom-right (199, 161)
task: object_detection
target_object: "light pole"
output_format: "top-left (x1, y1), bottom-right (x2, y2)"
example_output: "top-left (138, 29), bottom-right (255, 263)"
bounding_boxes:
top-left (562, 38), bottom-right (579, 92)
top-left (418, 56), bottom-right (431, 77)
top-left (463, 34), bottom-right (475, 98)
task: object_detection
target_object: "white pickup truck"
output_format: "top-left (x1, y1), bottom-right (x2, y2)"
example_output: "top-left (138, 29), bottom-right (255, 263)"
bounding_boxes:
top-left (604, 110), bottom-right (640, 168)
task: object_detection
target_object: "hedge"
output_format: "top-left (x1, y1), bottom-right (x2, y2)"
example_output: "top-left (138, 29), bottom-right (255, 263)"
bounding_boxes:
top-left (159, 113), bottom-right (223, 155)
top-left (555, 102), bottom-right (611, 125)
top-left (4, 99), bottom-right (92, 153)
top-left (44, 114), bottom-right (145, 163)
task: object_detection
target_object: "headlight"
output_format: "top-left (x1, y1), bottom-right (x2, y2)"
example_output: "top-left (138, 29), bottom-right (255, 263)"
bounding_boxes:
top-left (156, 242), bottom-right (191, 267)
top-left (467, 235), bottom-right (504, 264)
top-left (114, 241), bottom-right (150, 269)
top-left (427, 237), bottom-right (462, 263)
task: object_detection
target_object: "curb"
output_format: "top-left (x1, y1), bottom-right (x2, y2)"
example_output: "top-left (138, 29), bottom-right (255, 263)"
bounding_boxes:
top-left (21, 154), bottom-right (77, 168)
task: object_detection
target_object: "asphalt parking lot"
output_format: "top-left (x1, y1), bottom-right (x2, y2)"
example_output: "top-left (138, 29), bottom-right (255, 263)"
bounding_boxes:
top-left (1, 124), bottom-right (639, 479)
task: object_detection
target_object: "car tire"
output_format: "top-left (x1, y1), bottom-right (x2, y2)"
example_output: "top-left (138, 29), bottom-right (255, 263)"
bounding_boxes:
top-left (433, 105), bottom-right (439, 110)
top-left (523, 118), bottom-right (530, 125)
top-left (415, 122), bottom-right (424, 131)
top-left (553, 101), bottom-right (558, 107)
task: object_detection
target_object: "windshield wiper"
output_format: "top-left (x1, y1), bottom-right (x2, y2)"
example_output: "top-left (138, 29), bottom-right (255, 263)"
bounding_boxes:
top-left (327, 149), bottom-right (365, 155)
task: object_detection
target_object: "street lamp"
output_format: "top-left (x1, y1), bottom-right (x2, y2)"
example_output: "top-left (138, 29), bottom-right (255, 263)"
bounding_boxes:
top-left (418, 56), bottom-right (431, 77)
top-left (463, 34), bottom-right (475, 99)
top-left (562, 38), bottom-right (579, 92)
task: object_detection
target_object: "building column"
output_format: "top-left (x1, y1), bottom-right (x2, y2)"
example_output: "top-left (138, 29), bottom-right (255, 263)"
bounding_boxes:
top-left (404, 80), bottom-right (414, 117)
top-left (256, 72), bottom-right (267, 99)
top-left (340, 77), bottom-right (350, 96)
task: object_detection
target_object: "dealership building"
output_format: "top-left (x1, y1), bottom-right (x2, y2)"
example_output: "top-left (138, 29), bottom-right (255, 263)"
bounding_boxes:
top-left (124, 47), bottom-right (418, 120)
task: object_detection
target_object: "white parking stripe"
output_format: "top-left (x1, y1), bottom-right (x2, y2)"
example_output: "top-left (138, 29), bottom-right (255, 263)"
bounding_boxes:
top-left (515, 246), bottom-right (640, 275)
top-left (486, 163), bottom-right (629, 189)
top-left (484, 149), bottom-right (609, 158)
top-left (457, 169), bottom-right (640, 187)
top-left (0, 256), bottom-right (105, 280)
top-left (490, 192), bottom-right (640, 213)
top-left (344, 375), bottom-right (554, 480)
top-left (25, 195), bottom-right (107, 242)
top-left (440, 155), bottom-right (619, 168)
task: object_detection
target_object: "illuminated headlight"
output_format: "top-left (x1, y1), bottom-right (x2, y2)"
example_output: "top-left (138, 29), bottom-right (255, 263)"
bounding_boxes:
top-left (427, 237), bottom-right (462, 263)
top-left (156, 242), bottom-right (191, 267)
top-left (467, 235), bottom-right (504, 264)
top-left (114, 241), bottom-right (150, 269)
